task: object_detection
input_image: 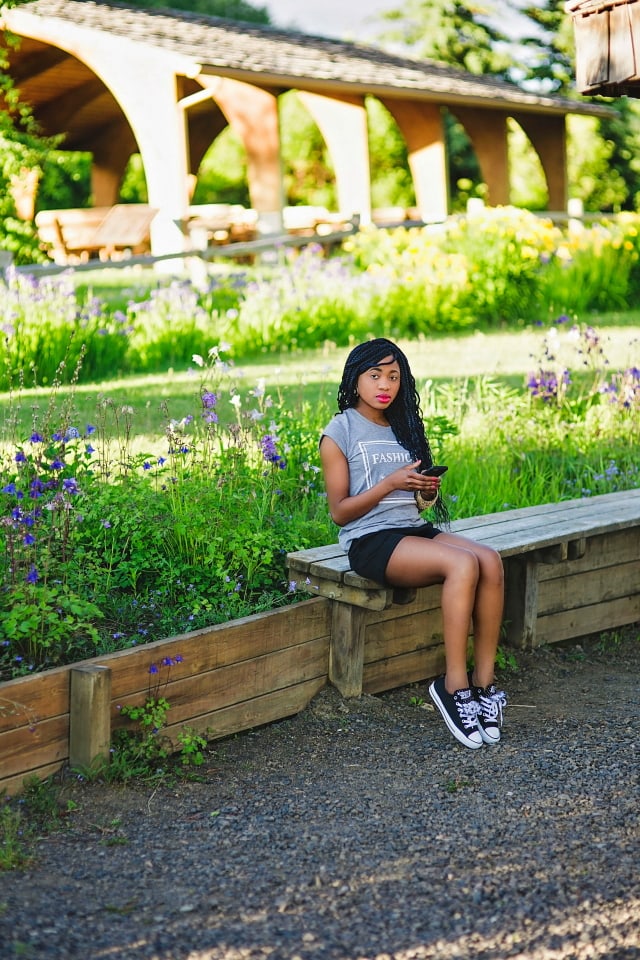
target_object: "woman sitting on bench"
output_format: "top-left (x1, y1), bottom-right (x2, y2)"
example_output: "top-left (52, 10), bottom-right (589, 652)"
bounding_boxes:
top-left (320, 338), bottom-right (507, 749)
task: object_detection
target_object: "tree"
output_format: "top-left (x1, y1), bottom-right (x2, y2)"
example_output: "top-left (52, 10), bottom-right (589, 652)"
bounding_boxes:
top-left (517, 0), bottom-right (577, 94)
top-left (518, 0), bottom-right (640, 212)
top-left (376, 0), bottom-right (515, 79)
top-left (124, 0), bottom-right (270, 23)
top-left (0, 0), bottom-right (55, 262)
top-left (598, 98), bottom-right (640, 211)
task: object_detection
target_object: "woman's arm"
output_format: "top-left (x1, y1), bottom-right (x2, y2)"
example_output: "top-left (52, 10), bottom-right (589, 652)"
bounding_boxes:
top-left (319, 435), bottom-right (437, 527)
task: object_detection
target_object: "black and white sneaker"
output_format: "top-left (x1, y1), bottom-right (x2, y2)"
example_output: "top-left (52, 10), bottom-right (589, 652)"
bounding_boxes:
top-left (428, 676), bottom-right (483, 749)
top-left (471, 680), bottom-right (507, 744)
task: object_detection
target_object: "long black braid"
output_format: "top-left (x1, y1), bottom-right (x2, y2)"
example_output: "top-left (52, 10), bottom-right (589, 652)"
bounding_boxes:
top-left (337, 338), bottom-right (449, 525)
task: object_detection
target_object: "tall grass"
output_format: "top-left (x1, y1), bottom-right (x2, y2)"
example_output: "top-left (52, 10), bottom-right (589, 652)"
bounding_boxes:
top-left (1, 317), bottom-right (638, 682)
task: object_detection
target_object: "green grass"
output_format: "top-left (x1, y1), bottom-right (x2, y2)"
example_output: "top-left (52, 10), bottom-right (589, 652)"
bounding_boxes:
top-left (0, 326), bottom-right (640, 437)
top-left (1, 307), bottom-right (638, 681)
top-left (1, 322), bottom-right (637, 449)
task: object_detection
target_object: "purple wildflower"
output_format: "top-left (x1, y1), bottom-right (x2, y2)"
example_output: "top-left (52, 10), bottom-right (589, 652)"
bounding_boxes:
top-left (261, 434), bottom-right (286, 468)
top-left (29, 479), bottom-right (45, 498)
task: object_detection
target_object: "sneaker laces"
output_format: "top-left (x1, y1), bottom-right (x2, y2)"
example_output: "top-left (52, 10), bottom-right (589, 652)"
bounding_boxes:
top-left (478, 686), bottom-right (507, 726)
top-left (455, 693), bottom-right (481, 731)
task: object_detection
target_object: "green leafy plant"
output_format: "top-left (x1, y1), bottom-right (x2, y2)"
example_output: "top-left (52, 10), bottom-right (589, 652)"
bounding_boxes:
top-left (109, 657), bottom-right (182, 781)
top-left (0, 774), bottom-right (69, 871)
top-left (176, 727), bottom-right (208, 767)
top-left (595, 629), bottom-right (630, 654)
top-left (0, 801), bottom-right (29, 871)
top-left (495, 645), bottom-right (519, 674)
top-left (445, 778), bottom-right (471, 793)
top-left (105, 656), bottom-right (213, 779)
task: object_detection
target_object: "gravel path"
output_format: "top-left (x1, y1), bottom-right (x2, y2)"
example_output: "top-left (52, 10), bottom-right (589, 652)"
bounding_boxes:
top-left (1, 632), bottom-right (638, 960)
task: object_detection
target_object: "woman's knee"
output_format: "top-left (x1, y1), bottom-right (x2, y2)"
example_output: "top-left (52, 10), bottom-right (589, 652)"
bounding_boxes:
top-left (480, 546), bottom-right (504, 587)
top-left (448, 547), bottom-right (480, 586)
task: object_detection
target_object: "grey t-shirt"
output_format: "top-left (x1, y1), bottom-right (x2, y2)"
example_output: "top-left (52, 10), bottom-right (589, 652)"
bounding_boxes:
top-left (321, 407), bottom-right (425, 551)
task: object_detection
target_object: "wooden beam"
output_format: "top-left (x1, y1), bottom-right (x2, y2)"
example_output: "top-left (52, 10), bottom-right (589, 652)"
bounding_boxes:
top-left (329, 603), bottom-right (368, 697)
top-left (8, 47), bottom-right (68, 85)
top-left (37, 80), bottom-right (108, 135)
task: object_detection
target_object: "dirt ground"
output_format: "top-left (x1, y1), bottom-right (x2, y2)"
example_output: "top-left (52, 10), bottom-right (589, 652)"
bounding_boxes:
top-left (1, 624), bottom-right (638, 960)
top-left (55, 621), bottom-right (640, 806)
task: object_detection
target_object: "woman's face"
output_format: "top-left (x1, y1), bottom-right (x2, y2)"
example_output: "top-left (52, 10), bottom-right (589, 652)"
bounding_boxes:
top-left (355, 355), bottom-right (401, 421)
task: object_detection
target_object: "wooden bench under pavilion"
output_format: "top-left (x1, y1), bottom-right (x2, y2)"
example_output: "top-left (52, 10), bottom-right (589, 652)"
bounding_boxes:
top-left (35, 204), bottom-right (157, 264)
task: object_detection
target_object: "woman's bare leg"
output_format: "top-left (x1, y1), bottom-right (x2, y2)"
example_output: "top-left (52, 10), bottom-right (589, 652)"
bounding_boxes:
top-left (436, 533), bottom-right (505, 689)
top-left (385, 536), bottom-right (480, 693)
top-left (385, 533), bottom-right (504, 693)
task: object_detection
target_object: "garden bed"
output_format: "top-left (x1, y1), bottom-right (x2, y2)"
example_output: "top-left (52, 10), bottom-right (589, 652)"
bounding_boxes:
top-left (0, 574), bottom-right (453, 796)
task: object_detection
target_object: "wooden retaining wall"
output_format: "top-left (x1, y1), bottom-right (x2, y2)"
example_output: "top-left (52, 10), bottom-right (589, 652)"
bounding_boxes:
top-left (0, 600), bottom-right (330, 797)
top-left (535, 528), bottom-right (640, 646)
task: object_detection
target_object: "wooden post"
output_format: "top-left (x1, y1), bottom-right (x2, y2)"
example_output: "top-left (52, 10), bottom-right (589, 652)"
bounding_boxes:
top-left (503, 557), bottom-right (539, 650)
top-left (329, 602), bottom-right (368, 697)
top-left (69, 665), bottom-right (112, 771)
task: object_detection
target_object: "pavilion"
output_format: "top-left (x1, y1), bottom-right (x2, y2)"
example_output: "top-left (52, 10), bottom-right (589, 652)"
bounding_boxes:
top-left (1, 0), bottom-right (610, 258)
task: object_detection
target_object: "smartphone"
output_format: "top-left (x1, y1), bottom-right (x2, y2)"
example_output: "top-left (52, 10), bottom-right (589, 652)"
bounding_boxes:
top-left (421, 465), bottom-right (448, 477)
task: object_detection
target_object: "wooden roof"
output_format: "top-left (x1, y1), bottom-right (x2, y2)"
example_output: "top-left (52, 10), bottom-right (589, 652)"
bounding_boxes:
top-left (7, 0), bottom-right (609, 114)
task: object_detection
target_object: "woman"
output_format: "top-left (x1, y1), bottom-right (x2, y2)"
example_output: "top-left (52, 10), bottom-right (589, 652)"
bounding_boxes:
top-left (320, 338), bottom-right (506, 749)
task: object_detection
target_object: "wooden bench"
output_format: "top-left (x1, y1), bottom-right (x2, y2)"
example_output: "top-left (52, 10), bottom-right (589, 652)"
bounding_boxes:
top-left (287, 489), bottom-right (640, 696)
top-left (89, 203), bottom-right (157, 259)
top-left (186, 204), bottom-right (258, 248)
top-left (283, 206), bottom-right (354, 237)
top-left (35, 204), bottom-right (157, 264)
top-left (35, 207), bottom-right (110, 264)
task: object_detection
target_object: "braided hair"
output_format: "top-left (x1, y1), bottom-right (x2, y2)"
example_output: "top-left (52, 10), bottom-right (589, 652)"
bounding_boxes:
top-left (337, 338), bottom-right (449, 525)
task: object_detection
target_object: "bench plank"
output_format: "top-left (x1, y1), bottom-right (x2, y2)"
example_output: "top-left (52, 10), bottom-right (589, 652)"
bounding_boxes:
top-left (450, 490), bottom-right (640, 556)
top-left (299, 575), bottom-right (390, 611)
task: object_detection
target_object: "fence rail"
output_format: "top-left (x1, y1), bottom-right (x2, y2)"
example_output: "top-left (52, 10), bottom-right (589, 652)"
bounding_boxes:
top-left (2, 203), bottom-right (624, 281)
top-left (9, 219), bottom-right (361, 279)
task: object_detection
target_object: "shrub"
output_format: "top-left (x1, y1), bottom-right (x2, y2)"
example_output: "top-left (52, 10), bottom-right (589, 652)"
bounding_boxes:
top-left (0, 345), bottom-right (334, 680)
